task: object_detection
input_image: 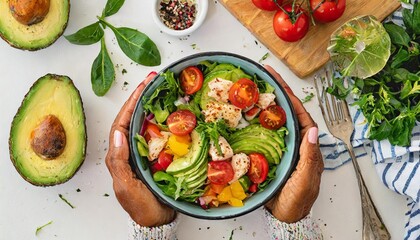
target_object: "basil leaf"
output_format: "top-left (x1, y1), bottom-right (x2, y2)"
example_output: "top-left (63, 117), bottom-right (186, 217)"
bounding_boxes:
top-left (64, 22), bottom-right (104, 45)
top-left (103, 21), bottom-right (161, 66)
top-left (383, 23), bottom-right (410, 47)
top-left (91, 38), bottom-right (115, 96)
top-left (103, 0), bottom-right (125, 17)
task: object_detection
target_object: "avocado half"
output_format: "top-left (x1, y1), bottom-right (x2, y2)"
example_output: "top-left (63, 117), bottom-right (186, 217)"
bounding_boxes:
top-left (0, 0), bottom-right (70, 51)
top-left (9, 74), bottom-right (87, 186)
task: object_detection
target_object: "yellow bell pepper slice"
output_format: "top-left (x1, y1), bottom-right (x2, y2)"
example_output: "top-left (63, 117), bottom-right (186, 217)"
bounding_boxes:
top-left (228, 197), bottom-right (244, 207)
top-left (167, 134), bottom-right (191, 156)
top-left (230, 181), bottom-right (247, 201)
top-left (217, 186), bottom-right (232, 202)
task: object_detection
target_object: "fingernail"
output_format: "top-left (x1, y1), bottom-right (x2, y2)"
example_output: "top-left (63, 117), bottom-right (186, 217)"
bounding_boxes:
top-left (308, 127), bottom-right (318, 144)
top-left (147, 71), bottom-right (157, 78)
top-left (114, 130), bottom-right (123, 148)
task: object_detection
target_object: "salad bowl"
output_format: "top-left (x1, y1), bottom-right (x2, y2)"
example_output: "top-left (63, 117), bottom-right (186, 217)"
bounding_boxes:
top-left (129, 52), bottom-right (299, 219)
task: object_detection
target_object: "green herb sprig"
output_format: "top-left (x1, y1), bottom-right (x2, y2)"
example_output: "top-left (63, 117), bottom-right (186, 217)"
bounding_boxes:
top-left (59, 194), bottom-right (75, 209)
top-left (65, 0), bottom-right (161, 96)
top-left (35, 221), bottom-right (53, 235)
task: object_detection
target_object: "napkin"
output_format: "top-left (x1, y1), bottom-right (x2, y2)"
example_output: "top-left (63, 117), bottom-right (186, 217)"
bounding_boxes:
top-left (319, 108), bottom-right (420, 240)
top-left (318, 2), bottom-right (419, 239)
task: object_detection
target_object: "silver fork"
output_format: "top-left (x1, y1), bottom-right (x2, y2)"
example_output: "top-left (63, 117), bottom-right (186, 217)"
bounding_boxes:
top-left (314, 64), bottom-right (391, 240)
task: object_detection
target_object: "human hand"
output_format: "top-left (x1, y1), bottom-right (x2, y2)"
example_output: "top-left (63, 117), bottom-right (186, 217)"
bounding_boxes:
top-left (264, 65), bottom-right (324, 223)
top-left (105, 72), bottom-right (176, 227)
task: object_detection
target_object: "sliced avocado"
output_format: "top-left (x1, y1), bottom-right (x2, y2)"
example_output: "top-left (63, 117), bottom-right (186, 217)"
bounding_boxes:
top-left (231, 125), bottom-right (285, 156)
top-left (9, 74), bottom-right (86, 186)
top-left (231, 141), bottom-right (279, 164)
top-left (173, 142), bottom-right (208, 178)
top-left (0, 0), bottom-right (70, 50)
top-left (207, 63), bottom-right (237, 74)
top-left (186, 173), bottom-right (207, 189)
top-left (229, 125), bottom-right (286, 165)
top-left (166, 130), bottom-right (208, 175)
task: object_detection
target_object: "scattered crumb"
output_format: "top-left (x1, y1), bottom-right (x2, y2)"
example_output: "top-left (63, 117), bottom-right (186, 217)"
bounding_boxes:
top-left (76, 188), bottom-right (81, 192)
top-left (122, 69), bottom-right (127, 75)
top-left (301, 92), bottom-right (314, 103)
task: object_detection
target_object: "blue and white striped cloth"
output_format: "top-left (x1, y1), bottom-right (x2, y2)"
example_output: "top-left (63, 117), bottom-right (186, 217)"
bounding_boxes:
top-left (319, 2), bottom-right (419, 239)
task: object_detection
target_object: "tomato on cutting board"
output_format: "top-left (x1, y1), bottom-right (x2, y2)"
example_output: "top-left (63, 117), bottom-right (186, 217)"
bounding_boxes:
top-left (180, 66), bottom-right (204, 95)
top-left (228, 78), bottom-right (259, 109)
top-left (167, 109), bottom-right (197, 136)
top-left (207, 161), bottom-right (235, 185)
top-left (252, 0), bottom-right (282, 11)
top-left (247, 153), bottom-right (269, 184)
top-left (310, 0), bottom-right (346, 23)
top-left (259, 105), bottom-right (286, 130)
top-left (273, 4), bottom-right (309, 42)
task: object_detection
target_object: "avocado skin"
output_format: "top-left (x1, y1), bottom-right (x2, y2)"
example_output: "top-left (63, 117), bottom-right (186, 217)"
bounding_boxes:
top-left (229, 125), bottom-right (286, 165)
top-left (0, 0), bottom-right (70, 51)
top-left (9, 74), bottom-right (87, 186)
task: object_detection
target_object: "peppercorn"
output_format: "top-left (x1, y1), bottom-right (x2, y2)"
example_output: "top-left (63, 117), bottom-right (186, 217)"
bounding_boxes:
top-left (159, 0), bottom-right (197, 31)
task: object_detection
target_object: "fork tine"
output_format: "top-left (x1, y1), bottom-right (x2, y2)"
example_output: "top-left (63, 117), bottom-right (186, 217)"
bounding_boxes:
top-left (314, 73), bottom-right (331, 125)
top-left (325, 72), bottom-right (341, 122)
top-left (323, 87), bottom-right (335, 124)
top-left (341, 100), bottom-right (352, 121)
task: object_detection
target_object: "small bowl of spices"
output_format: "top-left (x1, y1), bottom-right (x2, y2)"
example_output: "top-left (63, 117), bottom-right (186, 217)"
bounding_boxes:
top-left (152, 0), bottom-right (208, 36)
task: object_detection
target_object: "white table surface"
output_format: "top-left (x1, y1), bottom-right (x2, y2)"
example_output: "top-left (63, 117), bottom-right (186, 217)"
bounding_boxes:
top-left (0, 1), bottom-right (408, 239)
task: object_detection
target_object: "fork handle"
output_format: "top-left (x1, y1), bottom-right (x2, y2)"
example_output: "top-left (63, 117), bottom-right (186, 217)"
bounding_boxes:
top-left (346, 143), bottom-right (391, 240)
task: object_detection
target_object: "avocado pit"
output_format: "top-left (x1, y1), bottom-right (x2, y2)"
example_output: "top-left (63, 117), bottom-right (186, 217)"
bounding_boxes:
top-left (9, 0), bottom-right (50, 25)
top-left (31, 114), bottom-right (66, 160)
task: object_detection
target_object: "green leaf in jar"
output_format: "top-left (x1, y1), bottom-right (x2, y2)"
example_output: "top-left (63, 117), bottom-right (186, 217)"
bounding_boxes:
top-left (91, 38), bottom-right (115, 96)
top-left (64, 22), bottom-right (104, 45)
top-left (102, 0), bottom-right (126, 17)
top-left (100, 20), bottom-right (161, 66)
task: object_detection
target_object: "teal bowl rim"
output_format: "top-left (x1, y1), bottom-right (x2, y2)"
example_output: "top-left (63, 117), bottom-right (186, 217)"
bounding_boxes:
top-left (129, 51), bottom-right (300, 220)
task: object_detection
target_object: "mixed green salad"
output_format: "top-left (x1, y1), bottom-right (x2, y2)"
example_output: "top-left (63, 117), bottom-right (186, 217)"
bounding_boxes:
top-left (135, 61), bottom-right (289, 208)
top-left (327, 2), bottom-right (420, 146)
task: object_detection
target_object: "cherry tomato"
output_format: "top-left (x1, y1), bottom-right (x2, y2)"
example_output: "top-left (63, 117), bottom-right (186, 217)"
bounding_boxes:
top-left (259, 105), bottom-right (286, 130)
top-left (251, 0), bottom-right (282, 11)
top-left (157, 151), bottom-right (173, 170)
top-left (180, 66), bottom-right (204, 95)
top-left (310, 0), bottom-right (346, 23)
top-left (247, 153), bottom-right (269, 184)
top-left (273, 5), bottom-right (309, 42)
top-left (150, 162), bottom-right (164, 174)
top-left (248, 183), bottom-right (258, 193)
top-left (167, 110), bottom-right (197, 136)
top-left (144, 122), bottom-right (162, 142)
top-left (150, 151), bottom-right (173, 173)
top-left (207, 161), bottom-right (234, 185)
top-left (228, 78), bottom-right (259, 109)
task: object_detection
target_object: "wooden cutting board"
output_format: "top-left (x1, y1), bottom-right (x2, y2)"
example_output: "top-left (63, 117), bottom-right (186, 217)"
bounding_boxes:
top-left (219, 0), bottom-right (401, 78)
